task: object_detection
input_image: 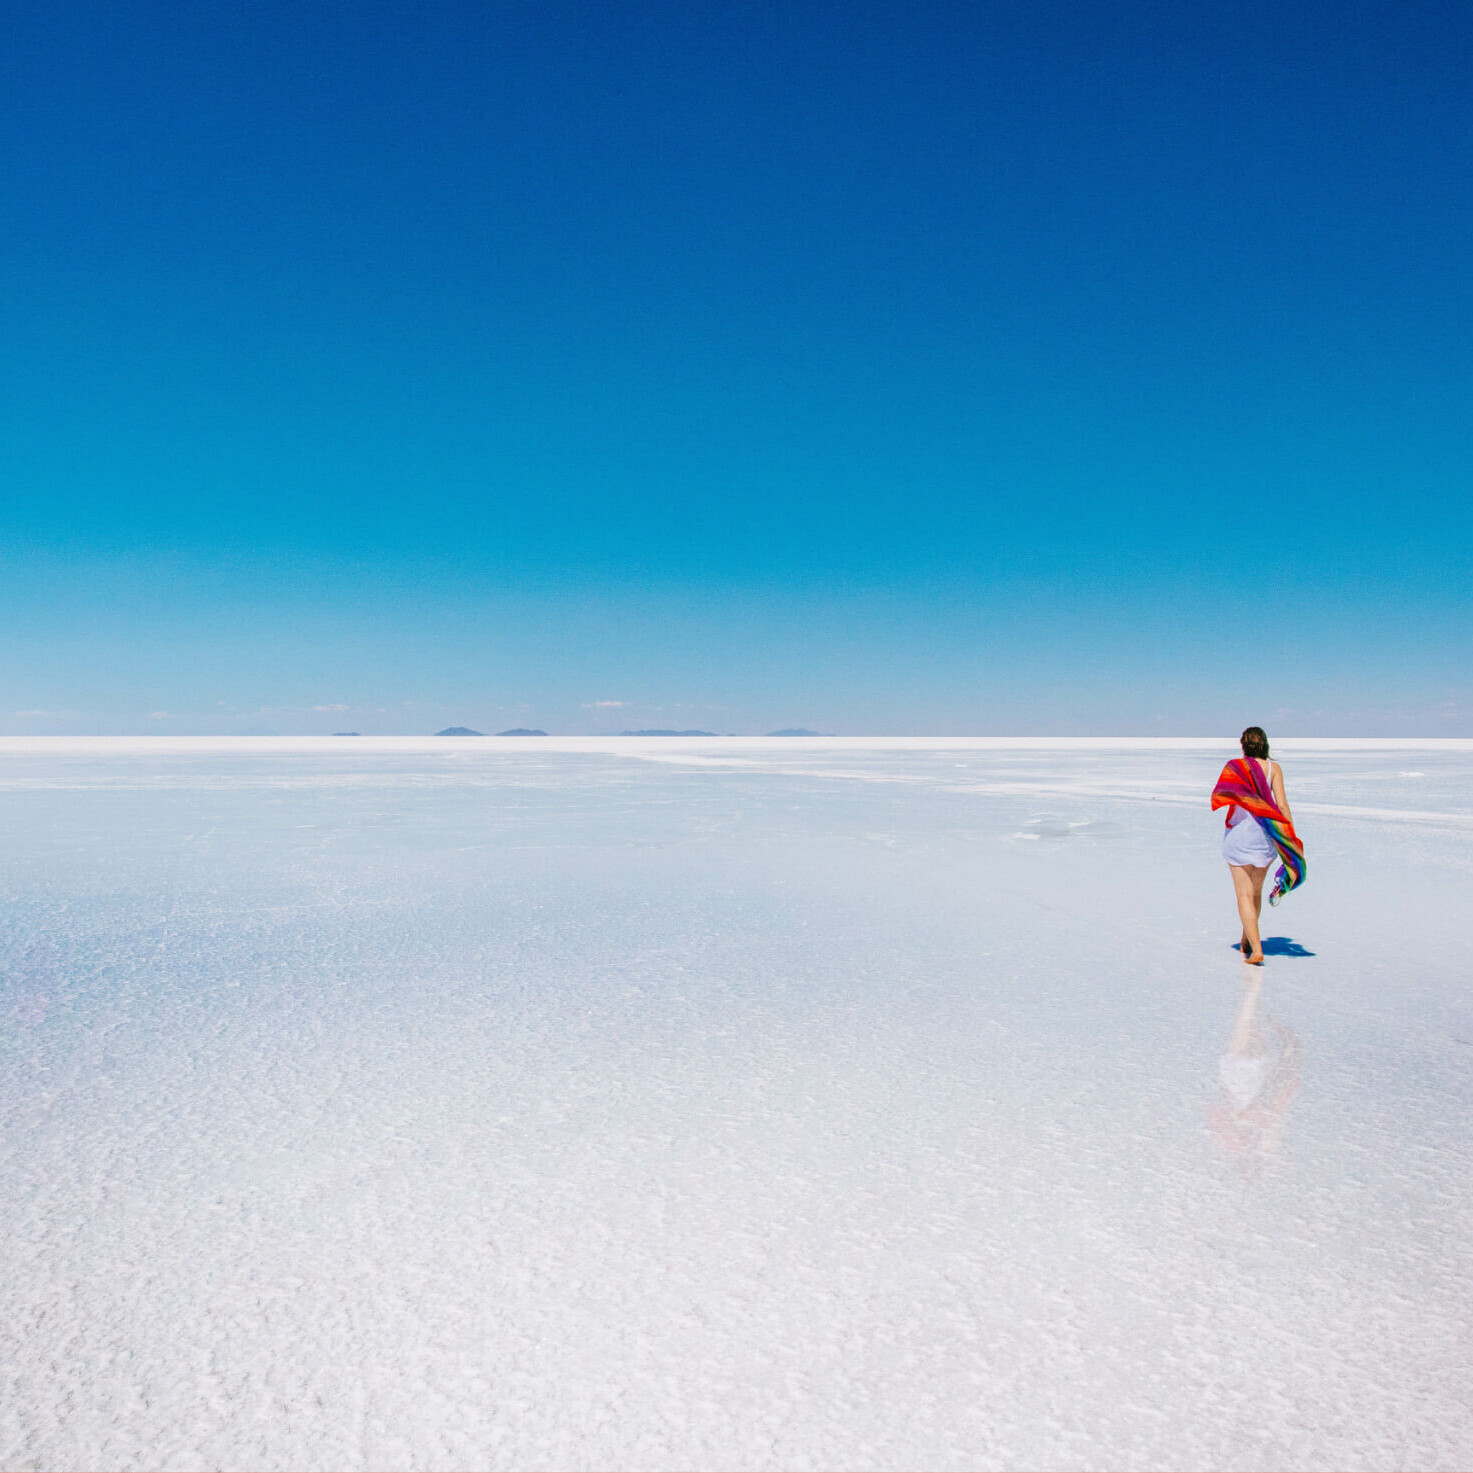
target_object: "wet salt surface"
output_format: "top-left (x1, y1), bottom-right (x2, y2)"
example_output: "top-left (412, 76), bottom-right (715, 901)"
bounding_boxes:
top-left (2, 737), bottom-right (1470, 1471)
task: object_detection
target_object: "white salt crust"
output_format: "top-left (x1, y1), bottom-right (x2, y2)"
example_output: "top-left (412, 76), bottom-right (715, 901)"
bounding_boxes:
top-left (1, 739), bottom-right (1470, 1470)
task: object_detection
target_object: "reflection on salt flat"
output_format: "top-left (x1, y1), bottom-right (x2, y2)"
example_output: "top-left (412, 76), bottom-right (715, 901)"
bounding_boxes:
top-left (1011, 814), bottom-right (1115, 841)
top-left (1208, 968), bottom-right (1303, 1184)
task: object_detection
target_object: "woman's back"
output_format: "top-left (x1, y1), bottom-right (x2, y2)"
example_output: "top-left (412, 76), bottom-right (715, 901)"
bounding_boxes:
top-left (1226, 757), bottom-right (1278, 828)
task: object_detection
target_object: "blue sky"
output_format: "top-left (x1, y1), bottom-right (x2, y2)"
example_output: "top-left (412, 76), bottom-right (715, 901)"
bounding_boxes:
top-left (2, 0), bottom-right (1469, 735)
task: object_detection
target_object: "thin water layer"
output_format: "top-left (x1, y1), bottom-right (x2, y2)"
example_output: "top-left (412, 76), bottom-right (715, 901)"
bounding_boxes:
top-left (1, 739), bottom-right (1470, 1470)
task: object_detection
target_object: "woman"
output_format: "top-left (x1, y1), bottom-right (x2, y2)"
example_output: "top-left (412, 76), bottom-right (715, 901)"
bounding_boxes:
top-left (1217, 726), bottom-right (1296, 966)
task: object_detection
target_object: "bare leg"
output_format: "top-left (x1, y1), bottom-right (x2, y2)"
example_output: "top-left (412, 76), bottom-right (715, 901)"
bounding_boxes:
top-left (1231, 864), bottom-right (1269, 964)
top-left (1232, 864), bottom-right (1268, 947)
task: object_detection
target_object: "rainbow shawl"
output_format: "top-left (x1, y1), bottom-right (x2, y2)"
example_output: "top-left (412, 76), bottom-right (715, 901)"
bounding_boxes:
top-left (1211, 757), bottom-right (1306, 905)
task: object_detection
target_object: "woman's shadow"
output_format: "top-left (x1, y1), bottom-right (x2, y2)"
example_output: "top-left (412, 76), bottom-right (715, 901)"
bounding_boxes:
top-left (1229, 936), bottom-right (1315, 957)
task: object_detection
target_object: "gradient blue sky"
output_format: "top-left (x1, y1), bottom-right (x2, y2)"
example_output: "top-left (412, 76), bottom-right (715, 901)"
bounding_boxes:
top-left (3, 0), bottom-right (1469, 735)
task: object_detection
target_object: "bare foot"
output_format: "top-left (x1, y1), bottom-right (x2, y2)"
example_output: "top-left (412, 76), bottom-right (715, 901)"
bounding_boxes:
top-left (1245, 951), bottom-right (1265, 966)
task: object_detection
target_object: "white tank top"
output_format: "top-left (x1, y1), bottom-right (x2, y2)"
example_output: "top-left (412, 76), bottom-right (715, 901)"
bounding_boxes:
top-left (1227, 758), bottom-right (1274, 827)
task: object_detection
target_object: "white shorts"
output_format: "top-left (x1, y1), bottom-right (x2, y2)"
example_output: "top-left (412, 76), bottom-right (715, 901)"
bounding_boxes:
top-left (1223, 817), bottom-right (1276, 868)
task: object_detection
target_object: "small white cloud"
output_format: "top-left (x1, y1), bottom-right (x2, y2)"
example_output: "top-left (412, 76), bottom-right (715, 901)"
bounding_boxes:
top-left (582, 699), bottom-right (629, 708)
top-left (313, 703), bottom-right (351, 712)
top-left (15, 709), bottom-right (68, 718)
top-left (148, 710), bottom-right (171, 719)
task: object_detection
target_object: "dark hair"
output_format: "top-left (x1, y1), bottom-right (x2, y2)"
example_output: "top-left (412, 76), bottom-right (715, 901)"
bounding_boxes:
top-left (1240, 726), bottom-right (1269, 759)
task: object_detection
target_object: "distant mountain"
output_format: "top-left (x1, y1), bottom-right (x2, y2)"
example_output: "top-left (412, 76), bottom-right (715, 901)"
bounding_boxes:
top-left (436, 726), bottom-right (484, 736)
top-left (331, 731), bottom-right (361, 736)
top-left (768, 728), bottom-right (824, 737)
top-left (620, 729), bottom-right (717, 737)
top-left (497, 728), bottom-right (547, 736)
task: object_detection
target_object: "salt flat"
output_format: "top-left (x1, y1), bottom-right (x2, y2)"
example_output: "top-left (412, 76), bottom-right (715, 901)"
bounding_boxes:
top-left (1, 737), bottom-right (1470, 1471)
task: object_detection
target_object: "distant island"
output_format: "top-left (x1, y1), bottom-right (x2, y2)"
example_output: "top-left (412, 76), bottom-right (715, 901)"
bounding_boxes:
top-left (620, 729), bottom-right (717, 737)
top-left (768, 728), bottom-right (824, 737)
top-left (331, 731), bottom-right (361, 737)
top-left (436, 726), bottom-right (484, 736)
top-left (497, 728), bottom-right (547, 736)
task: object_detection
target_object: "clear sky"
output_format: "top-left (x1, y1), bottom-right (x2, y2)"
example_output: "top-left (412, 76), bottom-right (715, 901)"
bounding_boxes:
top-left (2, 0), bottom-right (1469, 735)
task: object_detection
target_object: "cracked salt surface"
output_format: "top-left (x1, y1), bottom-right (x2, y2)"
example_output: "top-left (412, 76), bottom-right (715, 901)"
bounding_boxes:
top-left (2, 737), bottom-right (1471, 1471)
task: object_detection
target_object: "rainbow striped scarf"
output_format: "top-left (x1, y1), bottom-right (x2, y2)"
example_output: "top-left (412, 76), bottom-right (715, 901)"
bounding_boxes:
top-left (1211, 757), bottom-right (1306, 905)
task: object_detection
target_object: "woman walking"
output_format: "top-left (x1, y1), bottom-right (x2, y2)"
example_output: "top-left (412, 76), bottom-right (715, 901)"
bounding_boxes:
top-left (1211, 727), bottom-right (1305, 966)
